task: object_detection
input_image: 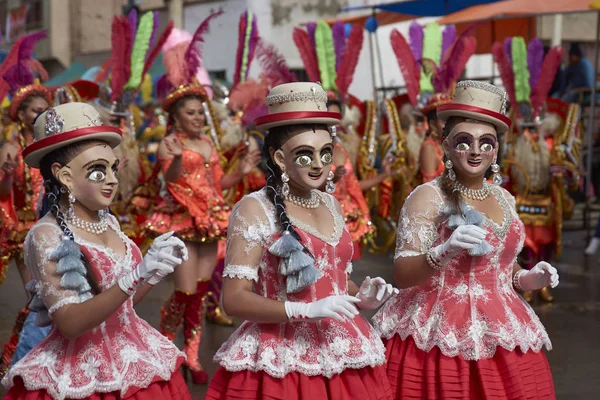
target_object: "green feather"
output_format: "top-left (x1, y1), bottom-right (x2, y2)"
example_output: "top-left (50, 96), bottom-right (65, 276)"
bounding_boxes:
top-left (315, 20), bottom-right (337, 91)
top-left (125, 11), bottom-right (154, 89)
top-left (239, 11), bottom-right (254, 85)
top-left (420, 22), bottom-right (442, 93)
top-left (511, 36), bottom-right (530, 103)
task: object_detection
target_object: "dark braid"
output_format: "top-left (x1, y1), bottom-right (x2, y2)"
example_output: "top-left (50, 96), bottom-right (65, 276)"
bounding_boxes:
top-left (440, 117), bottom-right (464, 213)
top-left (39, 140), bottom-right (107, 294)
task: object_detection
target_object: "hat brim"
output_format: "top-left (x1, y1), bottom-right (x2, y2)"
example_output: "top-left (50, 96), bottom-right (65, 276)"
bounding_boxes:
top-left (437, 104), bottom-right (511, 132)
top-left (254, 111), bottom-right (341, 132)
top-left (23, 126), bottom-right (123, 168)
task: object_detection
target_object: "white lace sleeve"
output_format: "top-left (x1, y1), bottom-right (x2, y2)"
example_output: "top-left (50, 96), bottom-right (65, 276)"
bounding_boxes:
top-left (394, 183), bottom-right (445, 260)
top-left (223, 195), bottom-right (273, 282)
top-left (25, 222), bottom-right (83, 316)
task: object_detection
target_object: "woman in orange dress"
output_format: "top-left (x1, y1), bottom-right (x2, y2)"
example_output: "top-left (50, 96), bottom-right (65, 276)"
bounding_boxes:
top-left (418, 93), bottom-right (450, 183)
top-left (145, 23), bottom-right (260, 385)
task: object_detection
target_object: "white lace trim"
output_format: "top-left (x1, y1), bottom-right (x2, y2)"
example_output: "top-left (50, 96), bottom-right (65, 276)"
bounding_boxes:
top-left (223, 265), bottom-right (259, 282)
top-left (47, 295), bottom-right (82, 316)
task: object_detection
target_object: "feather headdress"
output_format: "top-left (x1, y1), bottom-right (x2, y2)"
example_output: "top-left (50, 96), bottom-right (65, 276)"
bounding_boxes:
top-left (390, 29), bottom-right (419, 107)
top-left (255, 38), bottom-right (297, 86)
top-left (233, 10), bottom-right (259, 89)
top-left (98, 12), bottom-right (173, 115)
top-left (294, 19), bottom-right (364, 102)
top-left (493, 36), bottom-right (563, 118)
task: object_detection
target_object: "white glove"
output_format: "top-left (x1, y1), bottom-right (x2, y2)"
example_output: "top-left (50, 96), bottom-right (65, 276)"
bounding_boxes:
top-left (355, 276), bottom-right (399, 310)
top-left (285, 295), bottom-right (360, 323)
top-left (146, 233), bottom-right (189, 285)
top-left (429, 225), bottom-right (486, 268)
top-left (517, 262), bottom-right (559, 291)
top-left (118, 232), bottom-right (184, 295)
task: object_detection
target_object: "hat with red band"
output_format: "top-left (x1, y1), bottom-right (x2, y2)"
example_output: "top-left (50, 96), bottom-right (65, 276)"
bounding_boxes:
top-left (437, 80), bottom-right (511, 132)
top-left (254, 82), bottom-right (341, 131)
top-left (23, 102), bottom-right (122, 168)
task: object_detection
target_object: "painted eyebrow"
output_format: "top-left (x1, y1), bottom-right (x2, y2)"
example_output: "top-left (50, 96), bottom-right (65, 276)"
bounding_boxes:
top-left (452, 132), bottom-right (497, 140)
top-left (82, 158), bottom-right (110, 169)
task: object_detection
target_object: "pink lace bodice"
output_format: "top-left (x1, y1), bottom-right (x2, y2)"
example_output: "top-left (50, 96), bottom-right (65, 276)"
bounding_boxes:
top-left (215, 189), bottom-right (386, 378)
top-left (372, 178), bottom-right (552, 360)
top-left (1, 215), bottom-right (184, 400)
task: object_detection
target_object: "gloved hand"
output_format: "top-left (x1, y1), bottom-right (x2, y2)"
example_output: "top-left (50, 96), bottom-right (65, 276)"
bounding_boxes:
top-left (146, 233), bottom-right (188, 285)
top-left (118, 232), bottom-right (184, 295)
top-left (428, 225), bottom-right (486, 268)
top-left (355, 276), bottom-right (399, 310)
top-left (517, 262), bottom-right (559, 291)
top-left (285, 295), bottom-right (360, 322)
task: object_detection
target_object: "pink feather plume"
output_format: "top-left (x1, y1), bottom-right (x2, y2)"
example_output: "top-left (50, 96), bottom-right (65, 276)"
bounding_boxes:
top-left (184, 10), bottom-right (224, 84)
top-left (436, 24), bottom-right (478, 93)
top-left (530, 46), bottom-right (564, 113)
top-left (293, 27), bottom-right (320, 82)
top-left (255, 38), bottom-right (297, 86)
top-left (492, 41), bottom-right (517, 110)
top-left (27, 59), bottom-right (48, 81)
top-left (332, 20), bottom-right (346, 70)
top-left (109, 17), bottom-right (128, 101)
top-left (335, 25), bottom-right (363, 101)
top-left (143, 20), bottom-right (173, 77)
top-left (390, 29), bottom-right (419, 107)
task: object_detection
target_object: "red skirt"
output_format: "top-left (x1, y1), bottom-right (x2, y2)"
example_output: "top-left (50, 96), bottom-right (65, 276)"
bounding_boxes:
top-left (3, 370), bottom-right (191, 400)
top-left (384, 335), bottom-right (555, 400)
top-left (205, 365), bottom-right (393, 400)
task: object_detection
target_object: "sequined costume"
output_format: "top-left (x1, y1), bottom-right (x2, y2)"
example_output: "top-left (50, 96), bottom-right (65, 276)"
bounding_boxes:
top-left (373, 179), bottom-right (556, 398)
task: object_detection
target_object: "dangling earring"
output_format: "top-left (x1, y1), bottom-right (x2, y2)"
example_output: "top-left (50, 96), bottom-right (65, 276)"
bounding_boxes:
top-left (326, 171), bottom-right (336, 194)
top-left (68, 190), bottom-right (76, 219)
top-left (445, 159), bottom-right (456, 181)
top-left (281, 172), bottom-right (290, 198)
top-left (491, 160), bottom-right (502, 186)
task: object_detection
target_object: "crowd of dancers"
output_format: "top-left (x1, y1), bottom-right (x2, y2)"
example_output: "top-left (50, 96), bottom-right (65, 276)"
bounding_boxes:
top-left (0, 8), bottom-right (582, 400)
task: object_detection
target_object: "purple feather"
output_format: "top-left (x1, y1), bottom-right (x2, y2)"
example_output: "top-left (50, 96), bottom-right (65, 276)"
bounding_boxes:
top-left (504, 37), bottom-right (513, 67)
top-left (527, 38), bottom-right (544, 89)
top-left (307, 22), bottom-right (317, 49)
top-left (18, 30), bottom-right (47, 62)
top-left (245, 14), bottom-right (259, 77)
top-left (408, 21), bottom-right (423, 62)
top-left (156, 74), bottom-right (173, 100)
top-left (4, 62), bottom-right (35, 94)
top-left (441, 25), bottom-right (456, 59)
top-left (128, 8), bottom-right (138, 43)
top-left (332, 21), bottom-right (346, 70)
top-left (146, 11), bottom-right (159, 56)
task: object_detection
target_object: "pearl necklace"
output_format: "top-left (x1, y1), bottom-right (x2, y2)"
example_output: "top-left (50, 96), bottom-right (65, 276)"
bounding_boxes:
top-left (66, 213), bottom-right (109, 235)
top-left (284, 190), bottom-right (322, 209)
top-left (454, 180), bottom-right (490, 201)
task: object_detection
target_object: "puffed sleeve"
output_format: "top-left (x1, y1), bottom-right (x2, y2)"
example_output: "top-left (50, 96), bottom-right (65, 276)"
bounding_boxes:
top-left (25, 222), bottom-right (92, 325)
top-left (222, 195), bottom-right (273, 282)
top-left (394, 183), bottom-right (445, 260)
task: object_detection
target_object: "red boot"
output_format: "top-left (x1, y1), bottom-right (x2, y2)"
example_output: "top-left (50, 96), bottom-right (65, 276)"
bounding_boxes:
top-left (159, 290), bottom-right (188, 341)
top-left (181, 280), bottom-right (210, 384)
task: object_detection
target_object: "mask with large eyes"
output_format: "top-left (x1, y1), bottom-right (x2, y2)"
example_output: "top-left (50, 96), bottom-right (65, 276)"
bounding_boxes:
top-left (86, 161), bottom-right (119, 184)
top-left (294, 148), bottom-right (333, 168)
top-left (453, 135), bottom-right (496, 153)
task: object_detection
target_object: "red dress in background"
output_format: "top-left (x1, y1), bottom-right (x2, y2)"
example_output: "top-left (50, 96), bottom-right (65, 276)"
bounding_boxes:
top-left (372, 178), bottom-right (555, 399)
top-left (332, 144), bottom-right (374, 260)
top-left (419, 137), bottom-right (444, 184)
top-left (205, 189), bottom-right (392, 400)
top-left (2, 215), bottom-right (189, 400)
top-left (144, 134), bottom-right (230, 243)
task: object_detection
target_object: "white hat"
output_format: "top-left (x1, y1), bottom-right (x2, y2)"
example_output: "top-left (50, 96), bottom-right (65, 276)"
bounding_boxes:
top-left (254, 82), bottom-right (341, 131)
top-left (437, 80), bottom-right (511, 132)
top-left (24, 102), bottom-right (122, 168)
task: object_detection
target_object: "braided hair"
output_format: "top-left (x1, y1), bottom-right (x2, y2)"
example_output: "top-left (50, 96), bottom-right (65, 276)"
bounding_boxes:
top-left (38, 139), bottom-right (107, 294)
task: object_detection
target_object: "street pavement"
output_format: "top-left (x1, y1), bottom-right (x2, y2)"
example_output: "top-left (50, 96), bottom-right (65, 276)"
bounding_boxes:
top-left (0, 227), bottom-right (599, 399)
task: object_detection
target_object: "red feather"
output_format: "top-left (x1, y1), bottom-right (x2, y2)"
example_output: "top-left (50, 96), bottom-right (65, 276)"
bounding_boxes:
top-left (184, 10), bottom-right (224, 83)
top-left (27, 59), bottom-right (48, 81)
top-left (96, 59), bottom-right (111, 83)
top-left (390, 29), bottom-right (419, 107)
top-left (492, 41), bottom-right (517, 111)
top-left (110, 17), bottom-right (127, 101)
top-left (143, 20), bottom-right (173, 77)
top-left (255, 38), bottom-right (296, 86)
top-left (531, 46), bottom-right (564, 113)
top-left (121, 16), bottom-right (132, 89)
top-left (293, 27), bottom-right (320, 82)
top-left (335, 25), bottom-right (363, 101)
top-left (437, 24), bottom-right (478, 93)
top-left (233, 12), bottom-right (248, 89)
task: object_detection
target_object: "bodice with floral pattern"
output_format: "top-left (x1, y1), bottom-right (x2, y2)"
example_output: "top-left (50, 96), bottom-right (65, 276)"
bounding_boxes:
top-left (214, 189), bottom-right (386, 378)
top-left (372, 178), bottom-right (552, 360)
top-left (1, 214), bottom-right (184, 400)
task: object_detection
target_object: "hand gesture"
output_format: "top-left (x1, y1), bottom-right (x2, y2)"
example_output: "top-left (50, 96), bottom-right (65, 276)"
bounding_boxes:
top-left (355, 276), bottom-right (399, 310)
top-left (2, 153), bottom-right (16, 175)
top-left (382, 156), bottom-right (395, 178)
top-left (518, 262), bottom-right (559, 291)
top-left (239, 150), bottom-right (261, 175)
top-left (146, 232), bottom-right (189, 285)
top-left (285, 295), bottom-right (360, 322)
top-left (164, 135), bottom-right (183, 158)
top-left (430, 225), bottom-right (486, 266)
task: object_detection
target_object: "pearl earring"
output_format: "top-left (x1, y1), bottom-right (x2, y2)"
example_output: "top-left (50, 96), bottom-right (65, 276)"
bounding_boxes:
top-left (326, 171), bottom-right (336, 193)
top-left (281, 172), bottom-right (290, 198)
top-left (445, 159), bottom-right (456, 181)
top-left (491, 161), bottom-right (502, 186)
